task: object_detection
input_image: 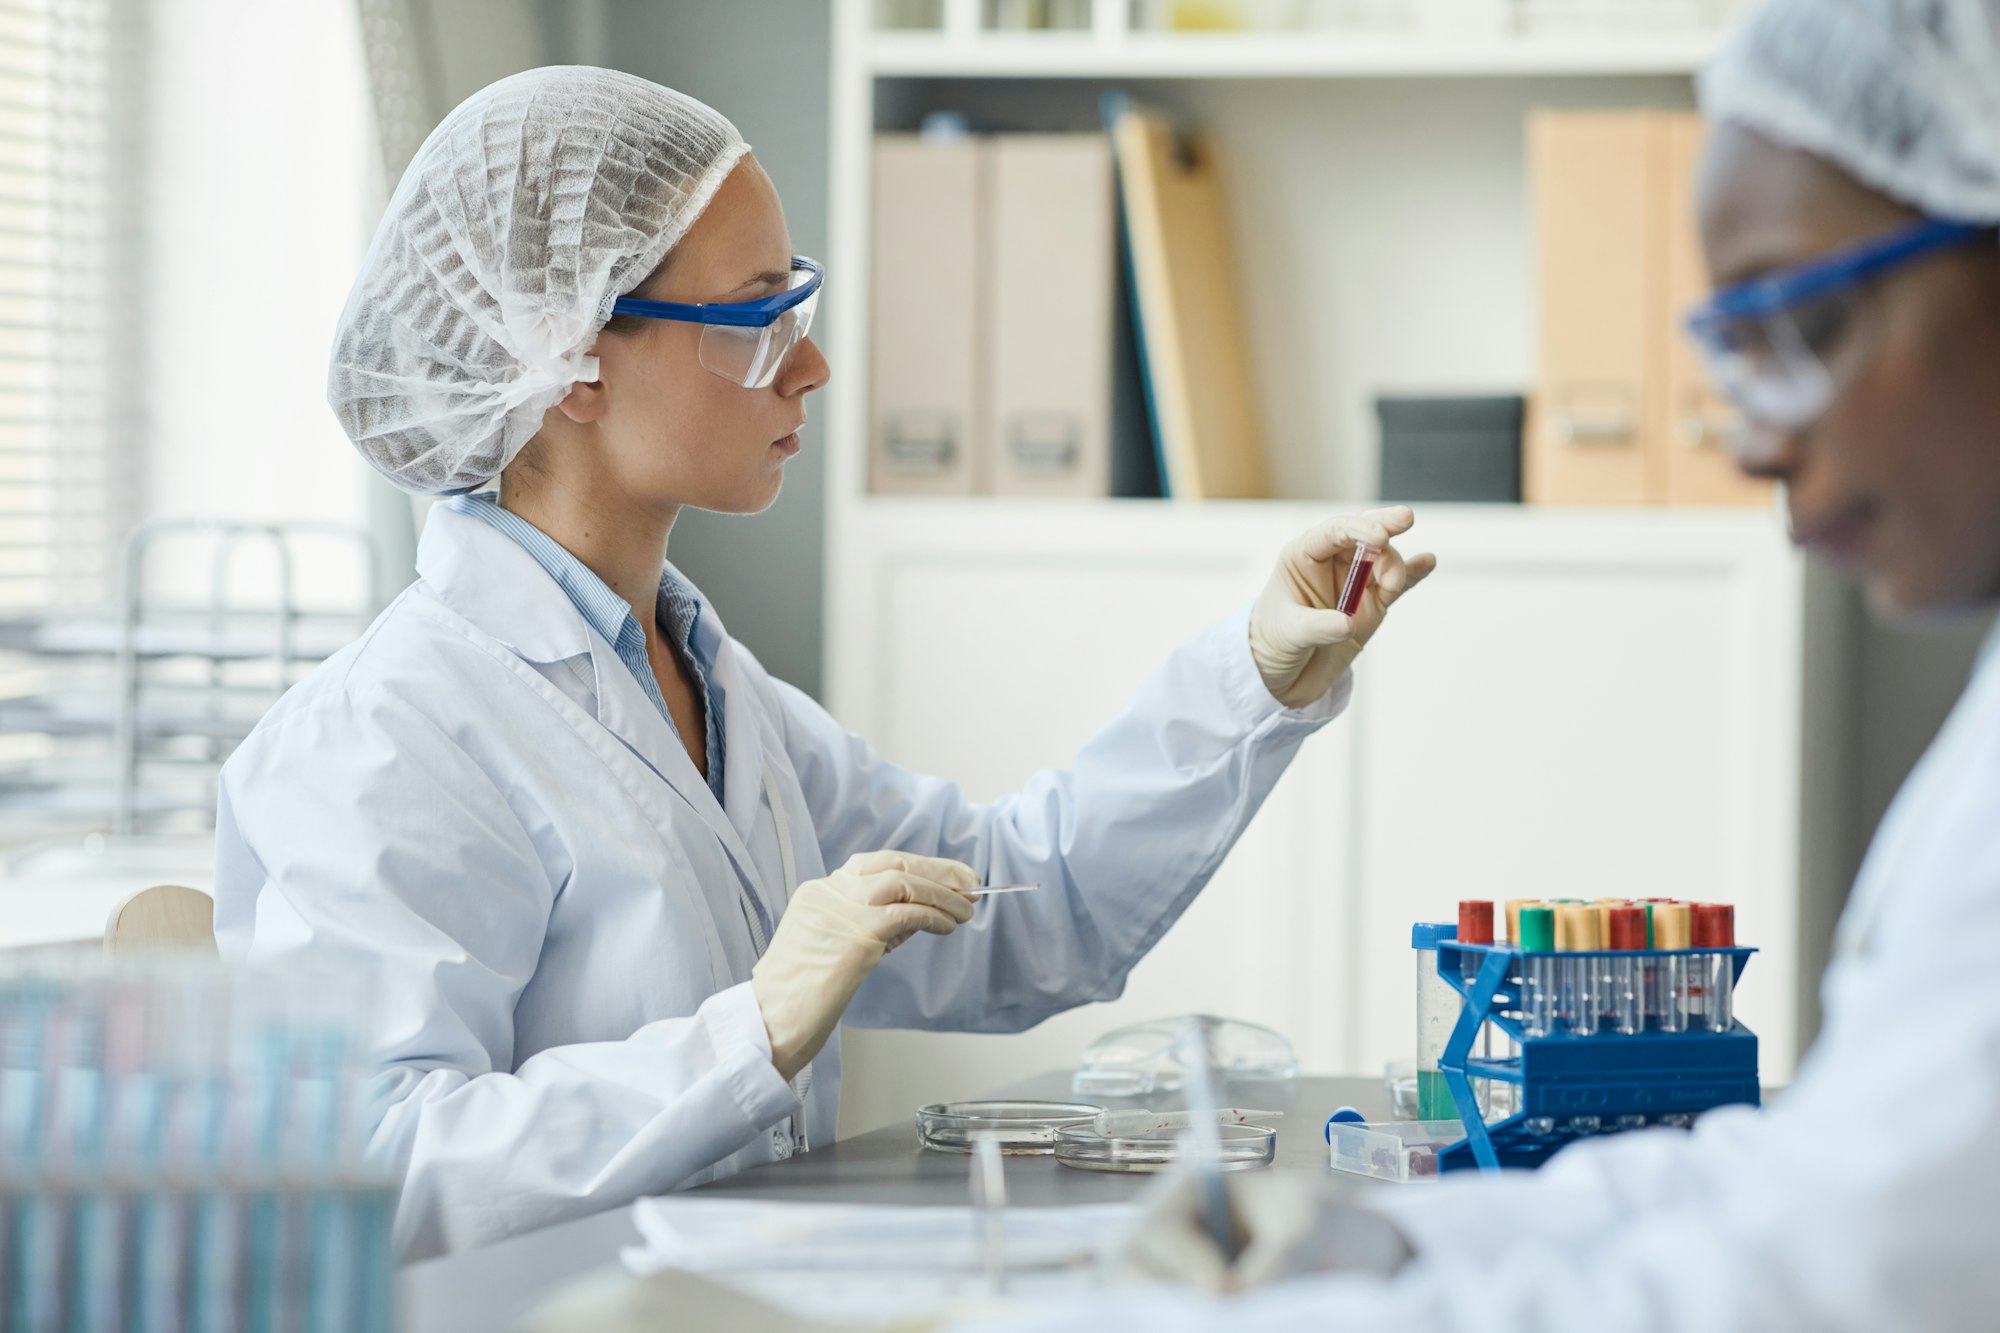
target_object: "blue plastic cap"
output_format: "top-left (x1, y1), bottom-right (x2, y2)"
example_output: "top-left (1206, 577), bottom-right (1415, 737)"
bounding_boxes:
top-left (1411, 922), bottom-right (1458, 950)
top-left (1324, 1107), bottom-right (1367, 1142)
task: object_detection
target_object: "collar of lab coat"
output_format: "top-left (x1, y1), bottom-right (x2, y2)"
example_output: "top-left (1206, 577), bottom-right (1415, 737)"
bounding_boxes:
top-left (415, 504), bottom-right (778, 900)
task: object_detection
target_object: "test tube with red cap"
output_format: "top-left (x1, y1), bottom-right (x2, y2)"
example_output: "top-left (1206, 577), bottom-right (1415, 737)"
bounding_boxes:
top-left (1606, 906), bottom-right (1648, 1035)
top-left (1456, 900), bottom-right (1504, 1075)
top-left (1337, 543), bottom-right (1379, 616)
top-left (1456, 900), bottom-right (1494, 979)
top-left (1691, 903), bottom-right (1736, 1033)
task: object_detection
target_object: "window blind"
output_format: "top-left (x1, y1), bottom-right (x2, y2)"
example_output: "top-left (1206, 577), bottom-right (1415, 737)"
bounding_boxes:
top-left (0, 0), bottom-right (138, 612)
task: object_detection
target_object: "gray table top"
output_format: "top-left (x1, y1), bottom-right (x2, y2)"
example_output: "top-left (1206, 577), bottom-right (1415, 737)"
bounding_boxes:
top-left (399, 1072), bottom-right (1391, 1332)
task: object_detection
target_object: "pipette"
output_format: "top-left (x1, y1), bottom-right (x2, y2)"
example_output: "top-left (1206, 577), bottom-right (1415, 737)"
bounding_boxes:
top-left (969, 1131), bottom-right (1007, 1297)
top-left (969, 883), bottom-right (1040, 897)
top-left (1178, 1019), bottom-right (1243, 1266)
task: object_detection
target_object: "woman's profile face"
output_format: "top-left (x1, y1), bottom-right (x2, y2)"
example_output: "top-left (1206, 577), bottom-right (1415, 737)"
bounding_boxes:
top-left (580, 155), bottom-right (830, 516)
top-left (1698, 124), bottom-right (2000, 616)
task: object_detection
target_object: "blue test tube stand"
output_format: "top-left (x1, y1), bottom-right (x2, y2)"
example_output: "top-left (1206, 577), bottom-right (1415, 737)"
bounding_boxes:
top-left (1419, 924), bottom-right (1761, 1173)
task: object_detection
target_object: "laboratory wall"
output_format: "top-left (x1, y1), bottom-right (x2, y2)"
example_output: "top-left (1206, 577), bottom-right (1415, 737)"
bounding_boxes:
top-left (567, 0), bottom-right (837, 700)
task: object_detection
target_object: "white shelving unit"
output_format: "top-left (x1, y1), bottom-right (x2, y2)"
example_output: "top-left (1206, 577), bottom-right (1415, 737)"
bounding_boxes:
top-left (822, 0), bottom-right (1827, 1138)
top-left (865, 29), bottom-right (1721, 78)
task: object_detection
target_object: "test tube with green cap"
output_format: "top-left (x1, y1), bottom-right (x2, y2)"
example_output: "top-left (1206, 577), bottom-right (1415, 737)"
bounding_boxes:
top-left (1517, 907), bottom-right (1558, 1038)
top-left (1413, 923), bottom-right (1459, 1120)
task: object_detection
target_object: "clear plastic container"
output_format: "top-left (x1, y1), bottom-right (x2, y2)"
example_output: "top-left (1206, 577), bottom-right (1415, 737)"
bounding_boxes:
top-left (915, 1100), bottom-right (1102, 1154)
top-left (1384, 1059), bottom-right (1418, 1120)
top-left (1326, 1119), bottom-right (1462, 1183)
top-left (1073, 1014), bottom-right (1299, 1099)
top-left (1052, 1121), bottom-right (1276, 1173)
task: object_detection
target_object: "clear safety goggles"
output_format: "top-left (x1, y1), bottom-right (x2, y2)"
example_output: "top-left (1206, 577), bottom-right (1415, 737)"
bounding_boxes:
top-left (1683, 218), bottom-right (1990, 463)
top-left (610, 256), bottom-right (823, 390)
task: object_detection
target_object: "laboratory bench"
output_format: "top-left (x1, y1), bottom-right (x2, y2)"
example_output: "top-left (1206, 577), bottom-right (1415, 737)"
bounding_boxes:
top-left (399, 1071), bottom-right (1391, 1331)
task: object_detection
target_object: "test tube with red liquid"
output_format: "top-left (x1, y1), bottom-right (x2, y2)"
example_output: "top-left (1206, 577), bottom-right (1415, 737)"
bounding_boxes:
top-left (1338, 543), bottom-right (1380, 616)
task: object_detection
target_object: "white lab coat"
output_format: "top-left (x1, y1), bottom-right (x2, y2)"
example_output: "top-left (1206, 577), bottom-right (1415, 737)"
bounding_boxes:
top-left (962, 620), bottom-right (2000, 1333)
top-left (212, 503), bottom-right (1347, 1261)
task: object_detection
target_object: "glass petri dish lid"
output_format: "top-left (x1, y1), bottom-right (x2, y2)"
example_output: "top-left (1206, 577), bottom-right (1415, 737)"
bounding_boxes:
top-left (1052, 1120), bottom-right (1277, 1173)
top-left (915, 1100), bottom-right (1104, 1154)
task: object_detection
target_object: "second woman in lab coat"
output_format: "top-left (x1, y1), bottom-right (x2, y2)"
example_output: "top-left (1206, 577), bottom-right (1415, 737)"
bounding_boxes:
top-left (211, 67), bottom-right (1434, 1260)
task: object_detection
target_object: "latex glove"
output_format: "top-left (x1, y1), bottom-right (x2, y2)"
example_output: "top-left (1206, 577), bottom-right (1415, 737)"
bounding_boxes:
top-left (1116, 1166), bottom-right (1415, 1294)
top-left (1248, 506), bottom-right (1437, 709)
top-left (752, 851), bottom-right (978, 1080)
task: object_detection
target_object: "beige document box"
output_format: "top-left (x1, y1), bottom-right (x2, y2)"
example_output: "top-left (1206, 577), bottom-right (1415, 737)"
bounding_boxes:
top-left (870, 135), bottom-right (985, 495)
top-left (1528, 109), bottom-right (1770, 508)
top-left (986, 134), bottom-right (1116, 498)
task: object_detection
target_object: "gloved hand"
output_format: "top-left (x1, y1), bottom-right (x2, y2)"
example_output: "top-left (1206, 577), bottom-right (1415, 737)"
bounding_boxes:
top-left (1248, 506), bottom-right (1437, 709)
top-left (1116, 1166), bottom-right (1415, 1294)
top-left (751, 851), bottom-right (979, 1081)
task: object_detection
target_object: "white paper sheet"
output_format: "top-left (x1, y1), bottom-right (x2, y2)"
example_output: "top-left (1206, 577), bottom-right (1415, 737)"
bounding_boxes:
top-left (623, 1198), bottom-right (1137, 1321)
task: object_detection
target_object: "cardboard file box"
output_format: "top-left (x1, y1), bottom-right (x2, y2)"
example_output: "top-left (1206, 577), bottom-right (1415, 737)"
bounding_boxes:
top-left (986, 134), bottom-right (1116, 497)
top-left (870, 135), bottom-right (985, 495)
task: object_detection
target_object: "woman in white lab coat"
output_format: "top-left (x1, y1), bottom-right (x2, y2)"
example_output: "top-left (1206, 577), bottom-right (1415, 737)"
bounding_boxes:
top-left (210, 67), bottom-right (1434, 1261)
top-left (958, 2), bottom-right (2000, 1330)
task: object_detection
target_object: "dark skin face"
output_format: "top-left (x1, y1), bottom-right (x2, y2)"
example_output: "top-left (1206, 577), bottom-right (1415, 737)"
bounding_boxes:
top-left (1698, 124), bottom-right (2000, 616)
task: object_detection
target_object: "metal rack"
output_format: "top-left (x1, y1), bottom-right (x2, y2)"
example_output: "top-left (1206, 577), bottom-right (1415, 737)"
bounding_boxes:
top-left (0, 520), bottom-right (381, 846)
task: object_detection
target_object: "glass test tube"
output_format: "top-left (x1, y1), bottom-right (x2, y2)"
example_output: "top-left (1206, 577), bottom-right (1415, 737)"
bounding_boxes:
top-left (1517, 907), bottom-right (1558, 1038)
top-left (1415, 928), bottom-right (1458, 1120)
top-left (1606, 906), bottom-right (1648, 1035)
top-left (1558, 905), bottom-right (1603, 1036)
top-left (1692, 903), bottom-right (1737, 1033)
top-left (1457, 901), bottom-right (1497, 1115)
top-left (1652, 903), bottom-right (1692, 1033)
top-left (1337, 542), bottom-right (1379, 616)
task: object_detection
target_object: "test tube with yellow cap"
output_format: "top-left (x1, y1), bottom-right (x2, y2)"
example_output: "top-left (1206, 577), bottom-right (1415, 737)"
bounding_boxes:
top-left (1558, 905), bottom-right (1603, 1037)
top-left (1652, 903), bottom-right (1692, 1033)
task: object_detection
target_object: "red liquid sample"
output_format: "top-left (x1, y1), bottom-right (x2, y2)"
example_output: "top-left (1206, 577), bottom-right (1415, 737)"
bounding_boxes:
top-left (1337, 553), bottom-right (1377, 615)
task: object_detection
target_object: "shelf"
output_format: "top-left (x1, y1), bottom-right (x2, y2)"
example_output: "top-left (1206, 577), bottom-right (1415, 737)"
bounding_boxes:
top-left (836, 495), bottom-right (1786, 562)
top-left (866, 29), bottom-right (1721, 79)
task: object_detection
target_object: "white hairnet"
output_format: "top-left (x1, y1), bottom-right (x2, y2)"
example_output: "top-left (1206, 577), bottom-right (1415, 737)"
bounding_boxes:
top-left (329, 66), bottom-right (750, 495)
top-left (1699, 0), bottom-right (2000, 222)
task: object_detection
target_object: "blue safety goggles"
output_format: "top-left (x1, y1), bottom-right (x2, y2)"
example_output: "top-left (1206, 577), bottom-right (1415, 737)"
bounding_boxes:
top-left (611, 256), bottom-right (824, 389)
top-left (1683, 218), bottom-right (1992, 456)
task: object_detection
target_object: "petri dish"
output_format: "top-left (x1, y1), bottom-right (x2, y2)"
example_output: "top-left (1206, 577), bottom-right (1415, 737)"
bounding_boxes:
top-left (915, 1100), bottom-right (1103, 1154)
top-left (1052, 1121), bottom-right (1276, 1173)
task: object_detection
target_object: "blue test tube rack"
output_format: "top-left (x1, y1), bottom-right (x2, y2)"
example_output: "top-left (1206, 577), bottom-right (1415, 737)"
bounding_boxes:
top-left (1415, 923), bottom-right (1760, 1173)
